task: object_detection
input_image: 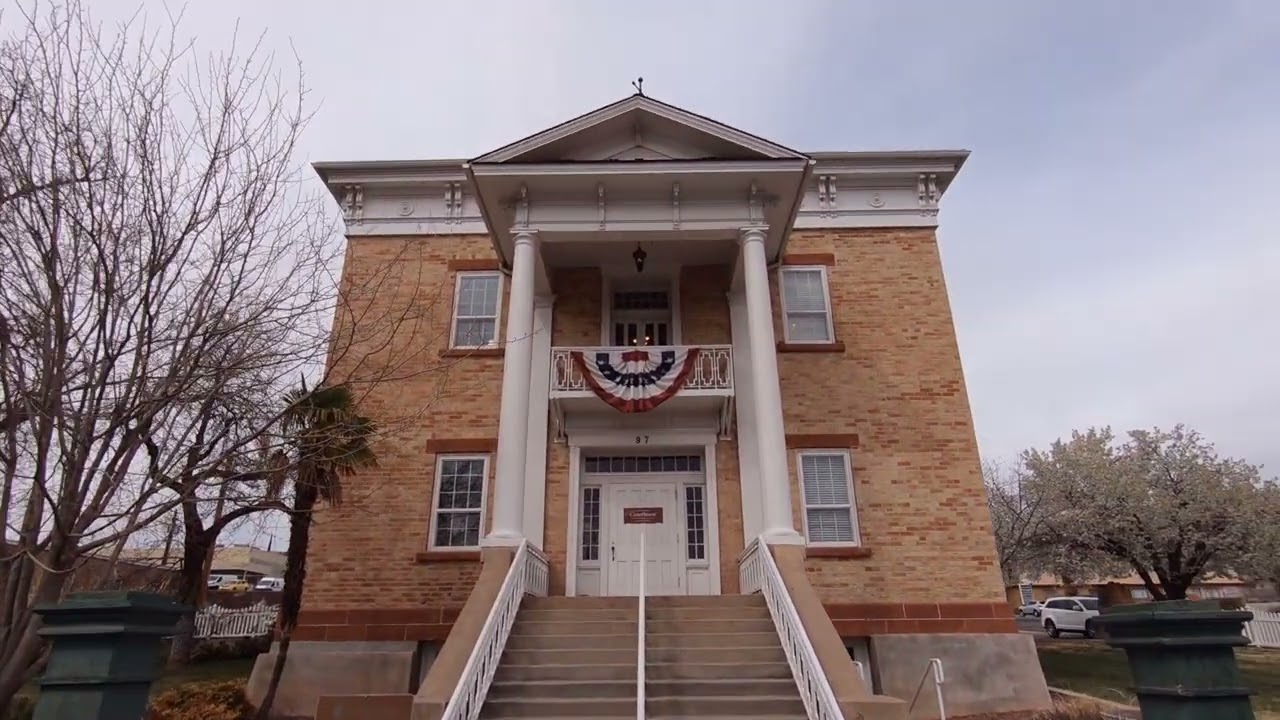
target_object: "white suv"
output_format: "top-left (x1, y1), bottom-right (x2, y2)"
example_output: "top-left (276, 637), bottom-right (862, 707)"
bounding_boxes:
top-left (1041, 596), bottom-right (1100, 638)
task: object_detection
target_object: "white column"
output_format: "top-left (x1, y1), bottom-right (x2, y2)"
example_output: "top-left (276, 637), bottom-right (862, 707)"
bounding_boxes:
top-left (485, 230), bottom-right (538, 546)
top-left (739, 227), bottom-right (803, 545)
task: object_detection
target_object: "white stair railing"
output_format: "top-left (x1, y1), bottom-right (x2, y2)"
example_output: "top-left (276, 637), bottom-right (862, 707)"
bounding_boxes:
top-left (441, 540), bottom-right (549, 720)
top-left (907, 658), bottom-right (946, 720)
top-left (636, 529), bottom-right (646, 720)
top-left (740, 537), bottom-right (843, 720)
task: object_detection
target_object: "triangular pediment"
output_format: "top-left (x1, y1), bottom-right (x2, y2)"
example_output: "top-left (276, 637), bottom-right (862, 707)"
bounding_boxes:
top-left (473, 95), bottom-right (806, 164)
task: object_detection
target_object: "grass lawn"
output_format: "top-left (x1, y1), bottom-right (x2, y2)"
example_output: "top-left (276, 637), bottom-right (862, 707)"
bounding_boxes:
top-left (1037, 638), bottom-right (1280, 717)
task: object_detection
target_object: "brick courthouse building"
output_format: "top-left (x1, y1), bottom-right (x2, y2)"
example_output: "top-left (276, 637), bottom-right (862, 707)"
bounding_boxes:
top-left (248, 96), bottom-right (1051, 719)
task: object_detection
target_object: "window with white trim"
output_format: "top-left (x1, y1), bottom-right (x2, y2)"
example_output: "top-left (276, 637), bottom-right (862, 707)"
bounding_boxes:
top-left (429, 455), bottom-right (488, 549)
top-left (779, 266), bottom-right (834, 343)
top-left (450, 272), bottom-right (502, 348)
top-left (798, 451), bottom-right (860, 545)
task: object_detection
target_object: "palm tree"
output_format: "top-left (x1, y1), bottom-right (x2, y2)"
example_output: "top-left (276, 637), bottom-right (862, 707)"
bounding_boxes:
top-left (255, 383), bottom-right (376, 720)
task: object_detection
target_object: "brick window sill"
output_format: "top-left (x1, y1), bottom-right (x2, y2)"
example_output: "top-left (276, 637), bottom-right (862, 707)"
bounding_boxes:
top-left (777, 341), bottom-right (846, 353)
top-left (415, 550), bottom-right (482, 563)
top-left (806, 546), bottom-right (872, 559)
top-left (439, 347), bottom-right (504, 359)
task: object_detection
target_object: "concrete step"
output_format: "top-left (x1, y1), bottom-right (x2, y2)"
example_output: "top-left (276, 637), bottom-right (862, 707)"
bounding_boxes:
top-left (647, 678), bottom-right (798, 698)
top-left (506, 632), bottom-right (635, 651)
top-left (647, 631), bottom-right (780, 649)
top-left (648, 645), bottom-right (786, 664)
top-left (647, 662), bottom-right (793, 681)
top-left (519, 607), bottom-right (638, 622)
top-left (480, 697), bottom-right (634, 718)
top-left (511, 618), bottom-right (637, 636)
top-left (647, 617), bottom-right (775, 634)
top-left (647, 595), bottom-right (765, 608)
top-left (487, 679), bottom-right (635, 701)
top-left (494, 662), bottom-right (636, 683)
top-left (499, 647), bottom-right (636, 666)
top-left (647, 695), bottom-right (805, 717)
top-left (523, 596), bottom-right (638, 610)
top-left (645, 605), bottom-right (771, 621)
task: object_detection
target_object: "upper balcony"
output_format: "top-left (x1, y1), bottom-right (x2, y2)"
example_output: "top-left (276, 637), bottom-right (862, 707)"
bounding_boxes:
top-left (549, 345), bottom-right (734, 434)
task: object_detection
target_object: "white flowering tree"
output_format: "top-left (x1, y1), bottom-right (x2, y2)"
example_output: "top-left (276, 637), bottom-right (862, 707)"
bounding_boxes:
top-left (984, 459), bottom-right (1123, 589)
top-left (1022, 425), bottom-right (1274, 601)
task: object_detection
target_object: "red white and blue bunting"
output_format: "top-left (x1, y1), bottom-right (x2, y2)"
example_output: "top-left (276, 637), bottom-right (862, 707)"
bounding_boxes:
top-left (571, 347), bottom-right (701, 413)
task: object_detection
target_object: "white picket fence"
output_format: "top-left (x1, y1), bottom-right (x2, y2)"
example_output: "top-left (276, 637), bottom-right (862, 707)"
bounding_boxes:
top-left (194, 602), bottom-right (279, 639)
top-left (1243, 605), bottom-right (1280, 649)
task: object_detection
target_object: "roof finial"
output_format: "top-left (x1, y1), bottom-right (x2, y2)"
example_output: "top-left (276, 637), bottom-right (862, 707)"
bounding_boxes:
top-left (631, 77), bottom-right (644, 96)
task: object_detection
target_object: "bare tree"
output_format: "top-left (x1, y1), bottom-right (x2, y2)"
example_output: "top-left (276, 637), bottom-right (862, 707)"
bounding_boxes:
top-left (0, 1), bottom-right (463, 705)
top-left (1023, 425), bottom-right (1275, 601)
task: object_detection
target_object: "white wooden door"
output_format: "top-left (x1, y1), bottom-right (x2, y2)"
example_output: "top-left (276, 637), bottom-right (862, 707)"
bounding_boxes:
top-left (604, 483), bottom-right (682, 596)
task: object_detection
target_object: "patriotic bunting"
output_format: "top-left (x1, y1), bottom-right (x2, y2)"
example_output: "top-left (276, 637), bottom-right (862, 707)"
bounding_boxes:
top-left (571, 347), bottom-right (701, 413)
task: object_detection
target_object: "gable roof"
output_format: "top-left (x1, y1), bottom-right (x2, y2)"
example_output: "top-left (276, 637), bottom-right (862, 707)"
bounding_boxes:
top-left (472, 94), bottom-right (808, 164)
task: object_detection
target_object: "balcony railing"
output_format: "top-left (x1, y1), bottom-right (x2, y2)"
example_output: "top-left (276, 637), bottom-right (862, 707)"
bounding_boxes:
top-left (550, 345), bottom-right (733, 394)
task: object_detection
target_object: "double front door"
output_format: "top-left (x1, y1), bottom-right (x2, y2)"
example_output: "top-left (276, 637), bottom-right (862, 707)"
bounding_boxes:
top-left (603, 482), bottom-right (682, 596)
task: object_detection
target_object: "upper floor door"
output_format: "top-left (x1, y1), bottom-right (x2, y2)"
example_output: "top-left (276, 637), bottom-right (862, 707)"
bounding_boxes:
top-left (611, 289), bottom-right (671, 346)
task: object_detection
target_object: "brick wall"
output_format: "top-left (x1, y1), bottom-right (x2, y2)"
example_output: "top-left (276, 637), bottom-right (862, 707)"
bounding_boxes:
top-left (775, 229), bottom-right (1005, 605)
top-left (305, 229), bottom-right (1003, 628)
top-left (303, 235), bottom-right (503, 614)
top-left (680, 264), bottom-right (732, 343)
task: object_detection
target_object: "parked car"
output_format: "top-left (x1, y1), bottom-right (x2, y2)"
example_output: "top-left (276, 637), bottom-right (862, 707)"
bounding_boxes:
top-left (1041, 596), bottom-right (1100, 638)
top-left (218, 580), bottom-right (252, 593)
top-left (254, 577), bottom-right (285, 592)
top-left (206, 573), bottom-right (238, 590)
top-left (1017, 601), bottom-right (1045, 617)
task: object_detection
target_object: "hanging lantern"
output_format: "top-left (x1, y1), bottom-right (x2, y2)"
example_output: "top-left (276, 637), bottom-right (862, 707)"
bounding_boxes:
top-left (632, 244), bottom-right (647, 273)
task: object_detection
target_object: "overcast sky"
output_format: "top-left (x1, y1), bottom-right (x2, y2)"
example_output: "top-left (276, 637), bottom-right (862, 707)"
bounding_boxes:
top-left (91, 1), bottom-right (1280, 544)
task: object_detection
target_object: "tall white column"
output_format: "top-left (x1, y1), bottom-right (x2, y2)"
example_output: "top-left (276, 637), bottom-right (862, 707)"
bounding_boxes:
top-left (485, 230), bottom-right (538, 546)
top-left (739, 227), bottom-right (804, 545)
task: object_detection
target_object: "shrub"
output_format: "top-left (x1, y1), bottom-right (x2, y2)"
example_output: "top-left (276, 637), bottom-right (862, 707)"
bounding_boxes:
top-left (146, 680), bottom-right (252, 720)
top-left (190, 635), bottom-right (271, 664)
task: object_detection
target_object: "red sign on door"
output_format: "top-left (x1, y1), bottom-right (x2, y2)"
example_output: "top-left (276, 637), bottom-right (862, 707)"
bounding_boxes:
top-left (623, 507), bottom-right (663, 524)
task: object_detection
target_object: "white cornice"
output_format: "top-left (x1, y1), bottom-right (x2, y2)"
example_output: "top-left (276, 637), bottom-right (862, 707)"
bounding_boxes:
top-left (312, 151), bottom-right (969, 236)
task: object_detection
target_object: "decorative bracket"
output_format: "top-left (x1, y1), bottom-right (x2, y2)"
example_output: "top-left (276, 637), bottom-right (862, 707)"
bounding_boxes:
top-left (672, 182), bottom-right (681, 229)
top-left (341, 184), bottom-right (364, 224)
top-left (515, 184), bottom-right (531, 227)
top-left (917, 173), bottom-right (940, 216)
top-left (444, 182), bottom-right (463, 223)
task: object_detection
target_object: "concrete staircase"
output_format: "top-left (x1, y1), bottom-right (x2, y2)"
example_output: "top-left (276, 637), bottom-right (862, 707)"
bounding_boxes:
top-left (482, 594), bottom-right (806, 719)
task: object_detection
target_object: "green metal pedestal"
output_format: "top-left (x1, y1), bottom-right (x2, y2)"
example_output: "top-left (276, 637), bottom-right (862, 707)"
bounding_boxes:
top-left (33, 591), bottom-right (188, 720)
top-left (1096, 599), bottom-right (1255, 720)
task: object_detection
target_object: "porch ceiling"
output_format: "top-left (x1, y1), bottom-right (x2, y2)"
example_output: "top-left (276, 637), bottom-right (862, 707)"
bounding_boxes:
top-left (540, 236), bottom-right (738, 272)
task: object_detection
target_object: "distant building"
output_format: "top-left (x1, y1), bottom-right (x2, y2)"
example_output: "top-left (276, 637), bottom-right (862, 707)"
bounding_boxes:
top-left (1008, 573), bottom-right (1258, 609)
top-left (119, 543), bottom-right (285, 584)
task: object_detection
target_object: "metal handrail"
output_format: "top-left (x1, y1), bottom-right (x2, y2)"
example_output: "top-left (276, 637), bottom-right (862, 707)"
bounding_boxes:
top-left (907, 658), bottom-right (946, 720)
top-left (739, 537), bottom-right (843, 720)
top-left (636, 529), bottom-right (647, 720)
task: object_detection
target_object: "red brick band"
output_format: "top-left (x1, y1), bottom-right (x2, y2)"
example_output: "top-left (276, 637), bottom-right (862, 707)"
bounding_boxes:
top-left (786, 433), bottom-right (860, 449)
top-left (424, 438), bottom-right (497, 453)
top-left (293, 606), bottom-right (463, 642)
top-left (447, 258), bottom-right (501, 271)
top-left (781, 253), bottom-right (836, 266)
top-left (776, 341), bottom-right (846, 353)
top-left (825, 602), bottom-right (1016, 635)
